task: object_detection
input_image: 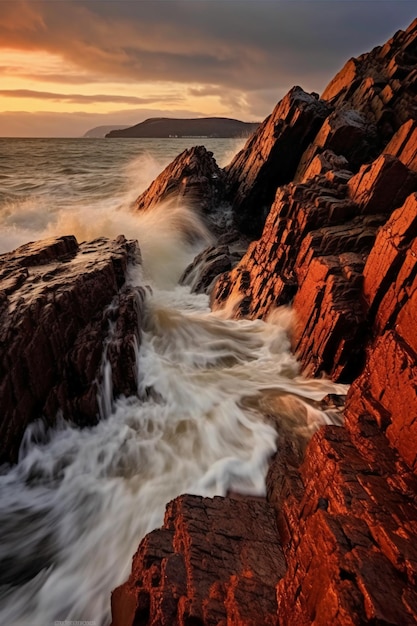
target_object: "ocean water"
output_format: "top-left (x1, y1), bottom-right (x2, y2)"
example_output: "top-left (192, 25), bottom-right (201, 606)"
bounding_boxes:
top-left (0, 137), bottom-right (347, 625)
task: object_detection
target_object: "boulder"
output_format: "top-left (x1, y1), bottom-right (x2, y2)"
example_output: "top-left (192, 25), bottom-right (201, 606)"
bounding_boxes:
top-left (134, 145), bottom-right (225, 216)
top-left (111, 494), bottom-right (285, 626)
top-left (179, 244), bottom-right (234, 295)
top-left (0, 235), bottom-right (145, 464)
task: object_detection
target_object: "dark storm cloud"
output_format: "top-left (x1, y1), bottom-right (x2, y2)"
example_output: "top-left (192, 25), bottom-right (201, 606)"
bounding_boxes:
top-left (1, 1), bottom-right (416, 97)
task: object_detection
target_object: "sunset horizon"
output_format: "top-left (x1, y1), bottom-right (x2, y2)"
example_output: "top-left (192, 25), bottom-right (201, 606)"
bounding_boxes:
top-left (0, 0), bottom-right (416, 137)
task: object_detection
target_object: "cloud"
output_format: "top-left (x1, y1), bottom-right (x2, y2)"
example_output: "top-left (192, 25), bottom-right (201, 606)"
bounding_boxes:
top-left (1, 0), bottom-right (415, 94)
top-left (0, 89), bottom-right (184, 106)
top-left (1, 1), bottom-right (416, 136)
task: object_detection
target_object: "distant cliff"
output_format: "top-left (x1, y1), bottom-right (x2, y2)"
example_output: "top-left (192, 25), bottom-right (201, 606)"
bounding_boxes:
top-left (105, 116), bottom-right (259, 138)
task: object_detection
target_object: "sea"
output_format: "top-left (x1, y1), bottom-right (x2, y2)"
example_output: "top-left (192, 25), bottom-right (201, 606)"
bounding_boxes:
top-left (0, 137), bottom-right (347, 625)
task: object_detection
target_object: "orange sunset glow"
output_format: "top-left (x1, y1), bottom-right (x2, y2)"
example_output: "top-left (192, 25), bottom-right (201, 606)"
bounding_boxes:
top-left (0, 0), bottom-right (415, 136)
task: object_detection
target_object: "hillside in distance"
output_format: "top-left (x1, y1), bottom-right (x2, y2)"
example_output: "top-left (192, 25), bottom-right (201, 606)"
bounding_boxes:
top-left (83, 125), bottom-right (130, 138)
top-left (105, 116), bottom-right (259, 138)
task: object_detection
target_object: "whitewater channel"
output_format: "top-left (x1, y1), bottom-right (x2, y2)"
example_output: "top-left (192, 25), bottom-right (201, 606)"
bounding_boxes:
top-left (0, 173), bottom-right (347, 626)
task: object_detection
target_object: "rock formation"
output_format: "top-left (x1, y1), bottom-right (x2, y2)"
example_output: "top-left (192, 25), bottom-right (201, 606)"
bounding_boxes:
top-left (0, 235), bottom-right (145, 465)
top-left (106, 117), bottom-right (259, 139)
top-left (134, 145), bottom-right (226, 220)
top-left (1, 14), bottom-right (416, 626)
top-left (224, 86), bottom-right (330, 237)
top-left (111, 495), bottom-right (285, 626)
top-left (112, 17), bottom-right (417, 626)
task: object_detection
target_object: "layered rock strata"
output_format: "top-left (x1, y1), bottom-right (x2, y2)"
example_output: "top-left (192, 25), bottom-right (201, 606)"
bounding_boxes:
top-left (211, 154), bottom-right (417, 381)
top-left (266, 194), bottom-right (417, 625)
top-left (111, 494), bottom-right (286, 626)
top-left (0, 235), bottom-right (145, 465)
top-left (224, 86), bottom-right (330, 237)
top-left (134, 145), bottom-right (225, 217)
top-left (322, 18), bottom-right (417, 138)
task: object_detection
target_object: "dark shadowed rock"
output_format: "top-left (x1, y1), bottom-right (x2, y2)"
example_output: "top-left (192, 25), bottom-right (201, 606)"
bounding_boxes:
top-left (106, 116), bottom-right (259, 139)
top-left (294, 109), bottom-right (379, 180)
top-left (179, 244), bottom-right (234, 295)
top-left (0, 235), bottom-right (146, 465)
top-left (134, 145), bottom-right (225, 216)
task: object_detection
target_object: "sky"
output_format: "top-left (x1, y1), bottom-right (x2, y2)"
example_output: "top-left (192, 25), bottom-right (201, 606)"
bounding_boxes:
top-left (0, 0), bottom-right (415, 137)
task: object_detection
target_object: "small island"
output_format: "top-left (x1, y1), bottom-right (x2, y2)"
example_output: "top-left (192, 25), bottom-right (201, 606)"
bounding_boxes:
top-left (105, 116), bottom-right (259, 138)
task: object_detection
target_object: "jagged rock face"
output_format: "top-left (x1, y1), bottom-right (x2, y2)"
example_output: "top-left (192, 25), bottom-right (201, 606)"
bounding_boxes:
top-left (348, 192), bottom-right (417, 470)
top-left (134, 145), bottom-right (225, 215)
top-left (384, 118), bottom-right (417, 172)
top-left (321, 18), bottom-right (417, 140)
top-left (294, 109), bottom-right (379, 180)
top-left (111, 494), bottom-right (285, 626)
top-left (265, 192), bottom-right (417, 626)
top-left (0, 235), bottom-right (145, 464)
top-left (267, 420), bottom-right (417, 626)
top-left (224, 86), bottom-right (331, 237)
top-left (109, 19), bottom-right (417, 626)
top-left (211, 153), bottom-right (417, 381)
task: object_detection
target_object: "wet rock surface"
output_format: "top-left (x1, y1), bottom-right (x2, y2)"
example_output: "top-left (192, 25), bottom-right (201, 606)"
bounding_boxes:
top-left (224, 86), bottom-right (330, 237)
top-left (134, 145), bottom-right (226, 218)
top-left (0, 235), bottom-right (145, 464)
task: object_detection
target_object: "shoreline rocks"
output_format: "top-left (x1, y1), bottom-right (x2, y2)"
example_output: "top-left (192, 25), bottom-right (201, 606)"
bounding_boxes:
top-left (1, 16), bottom-right (417, 626)
top-left (0, 235), bottom-right (145, 465)
top-left (111, 17), bottom-right (417, 626)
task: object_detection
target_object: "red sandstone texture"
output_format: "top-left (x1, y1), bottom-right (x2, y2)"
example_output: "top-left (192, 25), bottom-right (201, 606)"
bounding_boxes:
top-left (0, 235), bottom-right (145, 464)
top-left (111, 495), bottom-right (285, 626)
top-left (113, 18), bottom-right (417, 626)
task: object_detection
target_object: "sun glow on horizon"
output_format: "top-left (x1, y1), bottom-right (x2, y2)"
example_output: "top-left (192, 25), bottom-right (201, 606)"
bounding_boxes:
top-left (0, 47), bottom-right (238, 135)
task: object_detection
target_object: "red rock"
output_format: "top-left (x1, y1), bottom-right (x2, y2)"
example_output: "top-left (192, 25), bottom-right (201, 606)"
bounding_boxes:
top-left (267, 424), bottom-right (417, 626)
top-left (322, 18), bottom-right (417, 138)
top-left (362, 193), bottom-right (417, 329)
top-left (296, 149), bottom-right (350, 183)
top-left (384, 119), bottom-right (417, 172)
top-left (134, 145), bottom-right (225, 216)
top-left (224, 86), bottom-right (330, 236)
top-left (111, 495), bottom-right (285, 626)
top-left (112, 19), bottom-right (417, 626)
top-left (347, 154), bottom-right (417, 215)
top-left (295, 109), bottom-right (378, 180)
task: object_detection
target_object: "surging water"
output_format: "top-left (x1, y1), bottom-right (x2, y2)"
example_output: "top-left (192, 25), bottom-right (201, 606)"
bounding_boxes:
top-left (0, 138), bottom-right (347, 625)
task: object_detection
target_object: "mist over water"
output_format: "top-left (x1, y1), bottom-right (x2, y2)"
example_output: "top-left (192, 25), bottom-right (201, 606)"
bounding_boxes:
top-left (0, 137), bottom-right (347, 625)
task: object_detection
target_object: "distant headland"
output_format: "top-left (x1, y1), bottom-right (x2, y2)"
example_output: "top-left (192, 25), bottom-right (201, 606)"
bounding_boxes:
top-left (104, 116), bottom-right (260, 138)
top-left (83, 125), bottom-right (130, 138)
